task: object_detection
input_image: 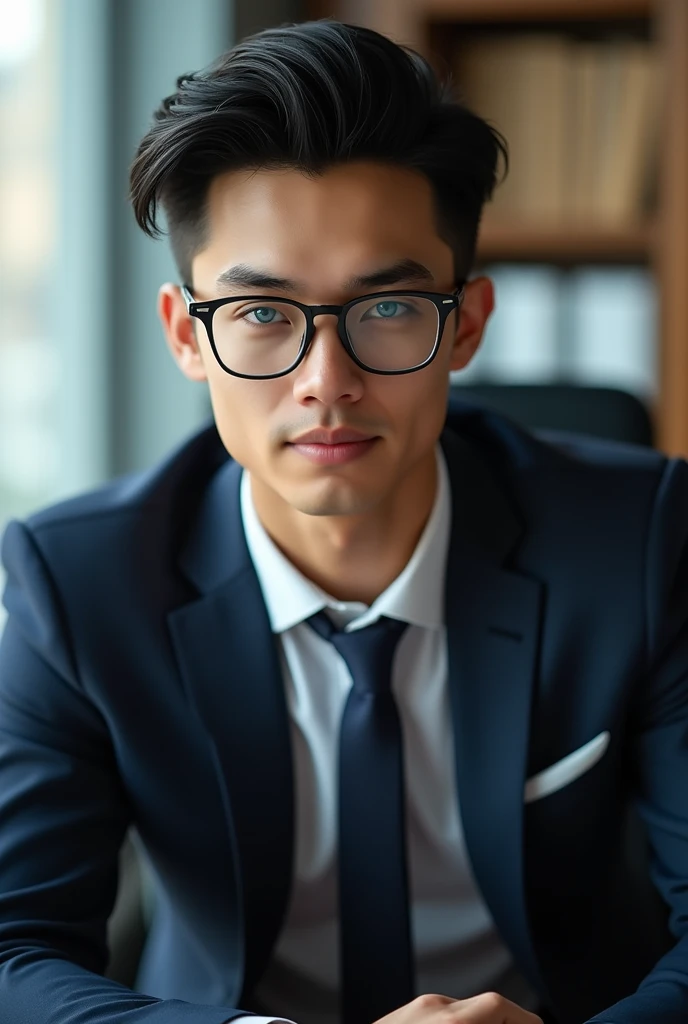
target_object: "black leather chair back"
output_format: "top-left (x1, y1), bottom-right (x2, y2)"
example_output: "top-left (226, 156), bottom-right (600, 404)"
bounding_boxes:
top-left (451, 383), bottom-right (654, 447)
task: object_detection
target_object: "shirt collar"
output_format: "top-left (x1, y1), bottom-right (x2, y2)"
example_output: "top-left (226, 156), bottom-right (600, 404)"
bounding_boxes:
top-left (240, 447), bottom-right (451, 634)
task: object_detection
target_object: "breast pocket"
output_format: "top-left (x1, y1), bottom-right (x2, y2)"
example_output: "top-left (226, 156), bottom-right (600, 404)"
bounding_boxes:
top-left (524, 731), bottom-right (611, 804)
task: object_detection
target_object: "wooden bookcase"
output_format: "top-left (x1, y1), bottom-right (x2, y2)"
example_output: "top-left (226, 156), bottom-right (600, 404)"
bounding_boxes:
top-left (306, 0), bottom-right (688, 457)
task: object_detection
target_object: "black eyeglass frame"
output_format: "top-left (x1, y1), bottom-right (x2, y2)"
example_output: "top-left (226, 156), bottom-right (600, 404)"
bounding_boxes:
top-left (181, 283), bottom-right (466, 379)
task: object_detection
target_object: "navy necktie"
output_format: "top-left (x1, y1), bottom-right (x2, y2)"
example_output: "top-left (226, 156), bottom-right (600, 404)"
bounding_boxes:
top-left (309, 611), bottom-right (415, 1024)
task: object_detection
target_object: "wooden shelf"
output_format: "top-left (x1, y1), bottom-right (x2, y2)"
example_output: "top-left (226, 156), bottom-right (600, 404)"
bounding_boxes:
top-left (476, 220), bottom-right (655, 264)
top-left (306, 0), bottom-right (688, 454)
top-left (420, 0), bottom-right (652, 21)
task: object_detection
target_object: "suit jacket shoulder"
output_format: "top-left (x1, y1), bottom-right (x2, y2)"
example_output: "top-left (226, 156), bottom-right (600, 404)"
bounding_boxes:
top-left (444, 398), bottom-right (680, 557)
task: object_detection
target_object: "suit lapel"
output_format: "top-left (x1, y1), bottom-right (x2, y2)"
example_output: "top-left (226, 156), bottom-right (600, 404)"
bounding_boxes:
top-left (441, 430), bottom-right (546, 995)
top-left (168, 457), bottom-right (294, 997)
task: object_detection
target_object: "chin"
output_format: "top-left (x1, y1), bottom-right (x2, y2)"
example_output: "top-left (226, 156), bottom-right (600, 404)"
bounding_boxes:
top-left (286, 481), bottom-right (379, 519)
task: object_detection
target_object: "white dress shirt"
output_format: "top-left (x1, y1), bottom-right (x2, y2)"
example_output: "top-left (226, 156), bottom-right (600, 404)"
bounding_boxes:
top-left (236, 448), bottom-right (537, 1024)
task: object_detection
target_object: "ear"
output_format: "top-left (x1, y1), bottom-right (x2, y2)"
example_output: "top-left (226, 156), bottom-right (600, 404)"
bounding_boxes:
top-left (158, 283), bottom-right (209, 382)
top-left (448, 275), bottom-right (495, 373)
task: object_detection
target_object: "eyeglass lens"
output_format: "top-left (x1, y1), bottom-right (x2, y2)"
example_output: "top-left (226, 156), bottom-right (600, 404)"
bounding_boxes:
top-left (208, 294), bottom-right (442, 376)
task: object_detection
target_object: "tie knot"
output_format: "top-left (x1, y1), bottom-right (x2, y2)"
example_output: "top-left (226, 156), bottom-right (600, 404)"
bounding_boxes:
top-left (308, 612), bottom-right (408, 695)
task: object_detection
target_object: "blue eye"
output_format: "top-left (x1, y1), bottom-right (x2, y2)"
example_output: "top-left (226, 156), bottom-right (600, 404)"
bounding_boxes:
top-left (375, 301), bottom-right (401, 318)
top-left (247, 307), bottom-right (281, 324)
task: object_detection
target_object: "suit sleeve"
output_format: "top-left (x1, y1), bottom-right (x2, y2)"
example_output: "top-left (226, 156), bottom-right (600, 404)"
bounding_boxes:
top-left (0, 520), bottom-right (246, 1023)
top-left (588, 458), bottom-right (688, 1023)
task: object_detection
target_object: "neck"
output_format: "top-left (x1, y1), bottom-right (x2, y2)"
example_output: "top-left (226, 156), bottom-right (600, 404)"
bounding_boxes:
top-left (250, 455), bottom-right (438, 606)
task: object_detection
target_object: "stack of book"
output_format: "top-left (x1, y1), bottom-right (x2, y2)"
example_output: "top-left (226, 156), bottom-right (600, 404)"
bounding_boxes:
top-left (455, 35), bottom-right (661, 226)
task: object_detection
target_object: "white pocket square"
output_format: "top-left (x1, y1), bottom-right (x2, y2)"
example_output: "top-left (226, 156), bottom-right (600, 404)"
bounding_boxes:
top-left (524, 731), bottom-right (610, 804)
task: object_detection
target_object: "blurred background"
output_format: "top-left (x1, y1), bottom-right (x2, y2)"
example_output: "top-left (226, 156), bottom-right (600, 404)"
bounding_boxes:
top-left (1, 0), bottom-right (687, 628)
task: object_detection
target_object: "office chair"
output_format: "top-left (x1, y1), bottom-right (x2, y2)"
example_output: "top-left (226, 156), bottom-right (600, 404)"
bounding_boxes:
top-left (451, 383), bottom-right (654, 447)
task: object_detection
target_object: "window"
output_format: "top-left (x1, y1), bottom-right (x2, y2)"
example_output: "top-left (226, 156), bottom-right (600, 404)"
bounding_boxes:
top-left (0, 0), bottom-right (60, 525)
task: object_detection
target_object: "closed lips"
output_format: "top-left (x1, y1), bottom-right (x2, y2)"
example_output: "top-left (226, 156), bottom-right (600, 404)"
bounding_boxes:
top-left (290, 429), bottom-right (376, 444)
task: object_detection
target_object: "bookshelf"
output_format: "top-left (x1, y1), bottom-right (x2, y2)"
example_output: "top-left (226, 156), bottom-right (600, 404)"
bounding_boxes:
top-left (419, 0), bottom-right (653, 19)
top-left (306, 0), bottom-right (688, 457)
top-left (477, 222), bottom-right (654, 265)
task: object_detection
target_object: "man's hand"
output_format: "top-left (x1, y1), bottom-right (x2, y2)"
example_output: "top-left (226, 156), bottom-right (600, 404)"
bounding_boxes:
top-left (374, 992), bottom-right (543, 1024)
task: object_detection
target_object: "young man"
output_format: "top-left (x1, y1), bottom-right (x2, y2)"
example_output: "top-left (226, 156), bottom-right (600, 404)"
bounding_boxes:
top-left (0, 19), bottom-right (686, 1024)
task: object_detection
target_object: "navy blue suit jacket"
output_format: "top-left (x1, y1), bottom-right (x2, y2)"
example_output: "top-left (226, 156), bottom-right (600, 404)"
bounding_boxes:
top-left (1, 401), bottom-right (688, 1024)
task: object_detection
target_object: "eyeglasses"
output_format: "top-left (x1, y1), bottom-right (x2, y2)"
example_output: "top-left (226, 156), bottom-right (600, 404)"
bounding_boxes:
top-left (181, 284), bottom-right (465, 379)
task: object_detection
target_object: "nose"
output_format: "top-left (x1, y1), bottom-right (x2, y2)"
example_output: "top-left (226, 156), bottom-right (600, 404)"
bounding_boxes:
top-left (291, 313), bottom-right (366, 406)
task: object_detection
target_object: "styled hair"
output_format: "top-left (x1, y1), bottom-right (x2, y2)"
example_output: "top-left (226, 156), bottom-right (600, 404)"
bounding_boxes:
top-left (129, 19), bottom-right (507, 283)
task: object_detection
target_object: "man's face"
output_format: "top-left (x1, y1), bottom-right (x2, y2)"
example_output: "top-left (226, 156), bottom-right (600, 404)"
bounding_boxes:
top-left (160, 162), bottom-right (493, 521)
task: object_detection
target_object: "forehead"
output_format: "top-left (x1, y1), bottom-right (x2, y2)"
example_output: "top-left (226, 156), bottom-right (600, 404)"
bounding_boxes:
top-left (193, 162), bottom-right (453, 293)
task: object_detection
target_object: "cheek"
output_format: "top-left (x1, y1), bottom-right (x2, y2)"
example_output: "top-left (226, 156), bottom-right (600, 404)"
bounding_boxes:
top-left (384, 364), bottom-right (450, 431)
top-left (205, 373), bottom-right (282, 464)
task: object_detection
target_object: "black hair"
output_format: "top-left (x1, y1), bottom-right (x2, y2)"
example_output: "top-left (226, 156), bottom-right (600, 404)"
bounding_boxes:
top-left (129, 19), bottom-right (507, 283)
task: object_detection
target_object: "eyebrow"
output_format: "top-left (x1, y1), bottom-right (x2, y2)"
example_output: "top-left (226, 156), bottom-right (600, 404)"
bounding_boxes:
top-left (214, 258), bottom-right (435, 294)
